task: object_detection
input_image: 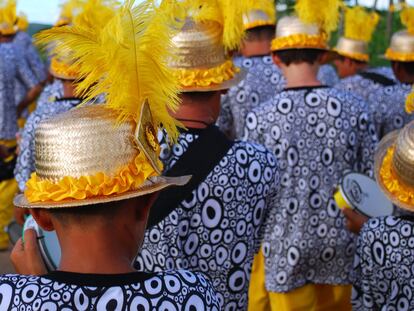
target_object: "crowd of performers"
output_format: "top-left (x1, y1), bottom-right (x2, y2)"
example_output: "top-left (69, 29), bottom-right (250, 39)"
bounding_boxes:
top-left (0, 0), bottom-right (414, 310)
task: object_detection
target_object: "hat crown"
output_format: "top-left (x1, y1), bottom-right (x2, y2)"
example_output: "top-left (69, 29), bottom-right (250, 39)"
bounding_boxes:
top-left (169, 19), bottom-right (226, 69)
top-left (393, 120), bottom-right (414, 187)
top-left (243, 9), bottom-right (274, 29)
top-left (275, 16), bottom-right (319, 39)
top-left (335, 37), bottom-right (368, 57)
top-left (389, 30), bottom-right (414, 54)
top-left (35, 105), bottom-right (137, 183)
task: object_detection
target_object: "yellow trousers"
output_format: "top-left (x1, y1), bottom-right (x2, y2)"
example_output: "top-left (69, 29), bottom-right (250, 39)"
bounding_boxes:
top-left (248, 250), bottom-right (352, 311)
top-left (0, 140), bottom-right (18, 250)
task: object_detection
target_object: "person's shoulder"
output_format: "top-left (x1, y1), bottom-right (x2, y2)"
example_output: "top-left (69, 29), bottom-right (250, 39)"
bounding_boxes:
top-left (0, 273), bottom-right (42, 286)
top-left (230, 141), bottom-right (278, 170)
top-left (360, 216), bottom-right (404, 240)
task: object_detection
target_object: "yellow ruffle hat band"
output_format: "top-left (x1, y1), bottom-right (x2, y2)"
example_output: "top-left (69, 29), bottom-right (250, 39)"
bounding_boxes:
top-left (50, 57), bottom-right (80, 80)
top-left (379, 147), bottom-right (414, 207)
top-left (25, 152), bottom-right (159, 204)
top-left (334, 49), bottom-right (369, 62)
top-left (0, 22), bottom-right (17, 35)
top-left (385, 48), bottom-right (414, 62)
top-left (271, 33), bottom-right (328, 51)
top-left (173, 60), bottom-right (240, 89)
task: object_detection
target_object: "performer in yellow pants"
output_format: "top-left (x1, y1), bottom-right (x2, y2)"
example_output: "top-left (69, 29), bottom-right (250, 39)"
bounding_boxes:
top-left (0, 140), bottom-right (18, 250)
top-left (248, 251), bottom-right (352, 311)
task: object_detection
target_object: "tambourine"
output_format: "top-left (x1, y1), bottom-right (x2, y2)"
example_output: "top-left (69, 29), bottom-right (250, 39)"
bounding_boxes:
top-left (334, 172), bottom-right (394, 218)
top-left (22, 216), bottom-right (61, 271)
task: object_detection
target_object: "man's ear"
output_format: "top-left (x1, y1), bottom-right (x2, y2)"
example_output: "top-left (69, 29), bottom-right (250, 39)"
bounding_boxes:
top-left (134, 193), bottom-right (159, 221)
top-left (272, 53), bottom-right (282, 67)
top-left (30, 209), bottom-right (55, 231)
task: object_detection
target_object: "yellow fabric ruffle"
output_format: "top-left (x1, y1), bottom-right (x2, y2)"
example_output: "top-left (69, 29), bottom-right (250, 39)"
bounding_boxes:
top-left (334, 49), bottom-right (369, 62)
top-left (406, 88), bottom-right (414, 114)
top-left (50, 57), bottom-right (80, 80)
top-left (244, 20), bottom-right (276, 31)
top-left (385, 48), bottom-right (414, 62)
top-left (380, 147), bottom-right (414, 206)
top-left (271, 34), bottom-right (328, 51)
top-left (25, 152), bottom-right (159, 203)
top-left (173, 60), bottom-right (239, 88)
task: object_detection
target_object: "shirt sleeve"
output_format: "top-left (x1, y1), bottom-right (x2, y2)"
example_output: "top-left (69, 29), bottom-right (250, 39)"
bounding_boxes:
top-left (15, 50), bottom-right (39, 91)
top-left (26, 45), bottom-right (47, 82)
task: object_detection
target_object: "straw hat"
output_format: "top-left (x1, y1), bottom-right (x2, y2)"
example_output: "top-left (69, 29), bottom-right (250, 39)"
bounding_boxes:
top-left (375, 120), bottom-right (414, 211)
top-left (334, 6), bottom-right (379, 62)
top-left (14, 0), bottom-right (190, 209)
top-left (385, 6), bottom-right (414, 62)
top-left (271, 0), bottom-right (341, 52)
top-left (0, 0), bottom-right (18, 35)
top-left (243, 0), bottom-right (276, 31)
top-left (14, 105), bottom-right (189, 209)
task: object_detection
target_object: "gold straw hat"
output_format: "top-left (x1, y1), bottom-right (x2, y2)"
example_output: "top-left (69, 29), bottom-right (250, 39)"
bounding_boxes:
top-left (0, 0), bottom-right (18, 35)
top-left (385, 6), bottom-right (414, 62)
top-left (49, 56), bottom-right (80, 80)
top-left (271, 0), bottom-right (342, 52)
top-left (168, 0), bottom-right (247, 92)
top-left (15, 0), bottom-right (190, 209)
top-left (243, 0), bottom-right (276, 31)
top-left (375, 120), bottom-right (414, 211)
top-left (334, 6), bottom-right (379, 62)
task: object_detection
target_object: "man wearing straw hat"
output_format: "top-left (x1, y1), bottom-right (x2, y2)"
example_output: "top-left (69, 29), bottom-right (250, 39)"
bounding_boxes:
top-left (0, 0), bottom-right (43, 251)
top-left (335, 6), bottom-right (413, 140)
top-left (0, 1), bottom-right (220, 309)
top-left (244, 0), bottom-right (378, 309)
top-left (133, 1), bottom-right (279, 309)
top-left (13, 0), bottom-right (114, 224)
top-left (351, 114), bottom-right (414, 309)
top-left (218, 0), bottom-right (284, 140)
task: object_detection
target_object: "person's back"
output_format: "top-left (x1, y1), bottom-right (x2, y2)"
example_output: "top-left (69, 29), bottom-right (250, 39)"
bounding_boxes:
top-left (136, 127), bottom-right (278, 308)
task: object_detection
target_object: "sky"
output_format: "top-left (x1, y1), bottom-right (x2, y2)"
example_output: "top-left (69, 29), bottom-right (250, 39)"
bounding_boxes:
top-left (16, 0), bottom-right (414, 24)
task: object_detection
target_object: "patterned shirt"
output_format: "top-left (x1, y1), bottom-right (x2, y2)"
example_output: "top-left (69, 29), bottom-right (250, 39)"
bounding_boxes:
top-left (218, 55), bottom-right (284, 139)
top-left (0, 270), bottom-right (220, 310)
top-left (317, 64), bottom-right (340, 86)
top-left (15, 97), bottom-right (80, 191)
top-left (352, 216), bottom-right (414, 310)
top-left (244, 86), bottom-right (378, 292)
top-left (135, 128), bottom-right (279, 310)
top-left (13, 32), bottom-right (46, 105)
top-left (0, 43), bottom-right (38, 140)
top-left (368, 83), bottom-right (413, 139)
top-left (365, 66), bottom-right (396, 83)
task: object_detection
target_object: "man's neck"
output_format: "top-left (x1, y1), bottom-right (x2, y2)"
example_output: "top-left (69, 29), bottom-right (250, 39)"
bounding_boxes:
top-left (281, 62), bottom-right (322, 89)
top-left (241, 41), bottom-right (271, 58)
top-left (57, 226), bottom-right (137, 274)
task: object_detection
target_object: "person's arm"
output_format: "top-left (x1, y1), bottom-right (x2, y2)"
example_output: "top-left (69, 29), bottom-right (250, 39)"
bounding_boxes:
top-left (10, 229), bottom-right (47, 275)
top-left (342, 208), bottom-right (369, 234)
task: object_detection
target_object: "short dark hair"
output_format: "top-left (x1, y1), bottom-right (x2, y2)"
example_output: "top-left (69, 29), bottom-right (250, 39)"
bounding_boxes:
top-left (273, 49), bottom-right (324, 66)
top-left (392, 61), bottom-right (414, 76)
top-left (336, 55), bottom-right (367, 65)
top-left (180, 91), bottom-right (220, 102)
top-left (245, 25), bottom-right (275, 42)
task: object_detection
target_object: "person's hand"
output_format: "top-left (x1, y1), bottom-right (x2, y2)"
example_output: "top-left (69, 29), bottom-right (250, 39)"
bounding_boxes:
top-left (10, 229), bottom-right (47, 275)
top-left (342, 208), bottom-right (369, 234)
top-left (14, 207), bottom-right (30, 226)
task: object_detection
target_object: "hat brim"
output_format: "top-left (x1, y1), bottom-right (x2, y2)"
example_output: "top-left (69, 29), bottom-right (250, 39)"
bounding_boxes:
top-left (373, 130), bottom-right (414, 211)
top-left (180, 68), bottom-right (247, 92)
top-left (14, 175), bottom-right (191, 209)
top-left (49, 68), bottom-right (77, 81)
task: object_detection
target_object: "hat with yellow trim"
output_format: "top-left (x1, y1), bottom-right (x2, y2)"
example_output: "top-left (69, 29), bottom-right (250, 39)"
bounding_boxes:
top-left (375, 120), bottom-right (414, 211)
top-left (54, 0), bottom-right (84, 27)
top-left (0, 0), bottom-right (18, 35)
top-left (385, 6), bottom-right (414, 62)
top-left (271, 0), bottom-right (342, 52)
top-left (334, 6), bottom-right (379, 62)
top-left (14, 0), bottom-right (189, 209)
top-left (243, 0), bottom-right (276, 31)
top-left (168, 0), bottom-right (247, 92)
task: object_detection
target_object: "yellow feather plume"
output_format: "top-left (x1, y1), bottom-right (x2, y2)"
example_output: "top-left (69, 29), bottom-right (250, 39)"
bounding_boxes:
top-left (36, 0), bottom-right (181, 142)
top-left (17, 13), bottom-right (29, 31)
top-left (73, 0), bottom-right (119, 31)
top-left (58, 0), bottom-right (85, 25)
top-left (243, 0), bottom-right (276, 22)
top-left (401, 6), bottom-right (414, 35)
top-left (344, 6), bottom-right (379, 42)
top-left (0, 0), bottom-right (17, 27)
top-left (182, 0), bottom-right (245, 51)
top-left (295, 0), bottom-right (342, 35)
